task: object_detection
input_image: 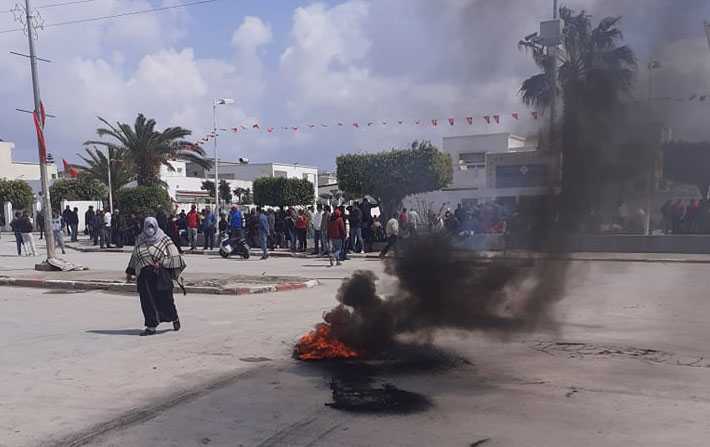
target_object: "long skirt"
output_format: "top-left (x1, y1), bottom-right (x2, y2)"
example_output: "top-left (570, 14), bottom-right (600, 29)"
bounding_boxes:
top-left (137, 268), bottom-right (179, 329)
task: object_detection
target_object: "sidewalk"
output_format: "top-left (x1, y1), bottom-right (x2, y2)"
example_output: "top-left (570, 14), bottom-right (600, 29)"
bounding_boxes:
top-left (0, 269), bottom-right (319, 295)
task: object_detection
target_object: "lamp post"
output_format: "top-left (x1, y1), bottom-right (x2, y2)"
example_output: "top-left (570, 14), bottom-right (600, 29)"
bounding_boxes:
top-left (213, 98), bottom-right (234, 210)
top-left (645, 59), bottom-right (662, 236)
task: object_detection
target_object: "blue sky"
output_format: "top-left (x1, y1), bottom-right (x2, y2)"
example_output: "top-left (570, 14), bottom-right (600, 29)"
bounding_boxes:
top-left (1, 0), bottom-right (709, 170)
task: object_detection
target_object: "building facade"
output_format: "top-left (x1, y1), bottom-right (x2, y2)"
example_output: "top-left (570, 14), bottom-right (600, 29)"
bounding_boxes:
top-left (405, 132), bottom-right (559, 211)
top-left (0, 141), bottom-right (59, 190)
top-left (160, 161), bottom-right (252, 205)
top-left (188, 161), bottom-right (319, 201)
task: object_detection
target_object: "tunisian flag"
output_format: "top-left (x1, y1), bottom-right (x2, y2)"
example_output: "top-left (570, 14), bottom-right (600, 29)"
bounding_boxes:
top-left (63, 159), bottom-right (79, 178)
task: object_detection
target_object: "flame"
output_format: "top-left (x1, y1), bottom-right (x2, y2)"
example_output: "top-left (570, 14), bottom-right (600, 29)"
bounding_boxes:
top-left (295, 323), bottom-right (360, 361)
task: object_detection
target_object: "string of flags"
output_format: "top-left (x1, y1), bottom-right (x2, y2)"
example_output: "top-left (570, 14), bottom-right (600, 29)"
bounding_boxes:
top-left (192, 111), bottom-right (544, 146)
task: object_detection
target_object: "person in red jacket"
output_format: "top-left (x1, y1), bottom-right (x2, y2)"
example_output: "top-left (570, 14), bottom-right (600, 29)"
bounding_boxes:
top-left (327, 209), bottom-right (346, 266)
top-left (294, 209), bottom-right (308, 252)
top-left (186, 205), bottom-right (200, 250)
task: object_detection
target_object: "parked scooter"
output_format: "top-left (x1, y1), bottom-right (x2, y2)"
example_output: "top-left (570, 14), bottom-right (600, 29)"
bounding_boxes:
top-left (219, 234), bottom-right (250, 259)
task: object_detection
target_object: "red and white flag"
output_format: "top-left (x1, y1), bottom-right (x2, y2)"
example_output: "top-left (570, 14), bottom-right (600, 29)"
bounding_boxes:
top-left (493, 115), bottom-right (500, 124)
top-left (252, 124), bottom-right (260, 129)
top-left (353, 122), bottom-right (360, 128)
top-left (531, 111), bottom-right (539, 120)
top-left (398, 120), bottom-right (403, 125)
top-left (415, 120), bottom-right (421, 125)
top-left (62, 159), bottom-right (79, 178)
top-left (511, 113), bottom-right (519, 120)
top-left (337, 122), bottom-right (344, 126)
top-left (466, 117), bottom-right (473, 125)
top-left (448, 118), bottom-right (455, 126)
top-left (368, 122), bottom-right (375, 127)
top-left (432, 119), bottom-right (438, 127)
top-left (267, 128), bottom-right (273, 133)
top-left (483, 116), bottom-right (491, 124)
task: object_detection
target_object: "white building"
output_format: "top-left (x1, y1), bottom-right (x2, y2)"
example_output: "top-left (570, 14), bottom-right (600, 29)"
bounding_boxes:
top-left (0, 141), bottom-right (59, 192)
top-left (160, 161), bottom-right (251, 205)
top-left (188, 161), bottom-right (319, 201)
top-left (405, 133), bottom-right (559, 210)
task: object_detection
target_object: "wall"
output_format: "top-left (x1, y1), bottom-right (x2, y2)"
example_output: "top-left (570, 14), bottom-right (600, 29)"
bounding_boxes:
top-left (60, 200), bottom-right (104, 232)
top-left (0, 142), bottom-right (58, 181)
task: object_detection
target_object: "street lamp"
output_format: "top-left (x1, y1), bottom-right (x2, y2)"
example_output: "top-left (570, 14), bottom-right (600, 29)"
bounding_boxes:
top-left (212, 98), bottom-right (234, 210)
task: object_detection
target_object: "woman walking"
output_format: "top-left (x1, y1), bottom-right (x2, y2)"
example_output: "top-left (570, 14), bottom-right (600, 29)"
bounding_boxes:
top-left (125, 217), bottom-right (185, 336)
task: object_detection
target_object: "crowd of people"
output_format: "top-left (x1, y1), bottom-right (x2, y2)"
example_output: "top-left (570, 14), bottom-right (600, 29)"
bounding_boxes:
top-left (660, 199), bottom-right (710, 234)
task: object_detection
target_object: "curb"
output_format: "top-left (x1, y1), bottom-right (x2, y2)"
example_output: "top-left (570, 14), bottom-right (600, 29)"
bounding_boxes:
top-left (0, 277), bottom-right (320, 295)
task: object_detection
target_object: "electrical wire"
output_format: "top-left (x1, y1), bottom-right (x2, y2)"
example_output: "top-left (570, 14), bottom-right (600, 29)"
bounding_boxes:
top-left (1, 0), bottom-right (101, 14)
top-left (0, 0), bottom-right (221, 34)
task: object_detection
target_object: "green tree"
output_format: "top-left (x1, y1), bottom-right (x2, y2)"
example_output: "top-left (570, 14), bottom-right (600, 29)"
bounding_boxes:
top-left (0, 179), bottom-right (34, 210)
top-left (85, 114), bottom-right (212, 187)
top-left (76, 146), bottom-right (133, 192)
top-left (520, 6), bottom-right (636, 224)
top-left (233, 187), bottom-right (253, 205)
top-left (49, 174), bottom-right (107, 211)
top-left (201, 180), bottom-right (216, 203)
top-left (116, 185), bottom-right (172, 217)
top-left (219, 180), bottom-right (232, 204)
top-left (336, 140), bottom-right (452, 216)
top-left (253, 177), bottom-right (314, 207)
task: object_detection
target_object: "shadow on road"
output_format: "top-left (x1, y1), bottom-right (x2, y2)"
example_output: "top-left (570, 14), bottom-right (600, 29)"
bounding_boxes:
top-left (87, 329), bottom-right (172, 336)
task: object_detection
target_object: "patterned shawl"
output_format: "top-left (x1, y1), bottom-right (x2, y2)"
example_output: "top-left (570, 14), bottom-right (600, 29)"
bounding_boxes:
top-left (127, 232), bottom-right (186, 280)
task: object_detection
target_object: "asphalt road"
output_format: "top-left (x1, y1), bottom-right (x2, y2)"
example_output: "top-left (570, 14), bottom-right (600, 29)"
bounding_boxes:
top-left (2, 237), bottom-right (710, 446)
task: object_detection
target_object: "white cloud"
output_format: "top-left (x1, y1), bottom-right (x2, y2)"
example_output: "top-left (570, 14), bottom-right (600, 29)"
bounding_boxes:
top-left (232, 16), bottom-right (272, 51)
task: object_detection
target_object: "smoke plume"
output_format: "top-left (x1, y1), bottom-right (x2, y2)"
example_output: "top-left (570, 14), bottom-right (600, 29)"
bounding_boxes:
top-left (324, 235), bottom-right (565, 353)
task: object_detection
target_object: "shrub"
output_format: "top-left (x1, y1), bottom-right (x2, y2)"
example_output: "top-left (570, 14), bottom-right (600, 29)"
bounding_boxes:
top-left (116, 185), bottom-right (171, 217)
top-left (0, 179), bottom-right (34, 210)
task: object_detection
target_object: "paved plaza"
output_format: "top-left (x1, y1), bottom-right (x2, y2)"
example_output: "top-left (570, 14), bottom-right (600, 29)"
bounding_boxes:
top-left (2, 235), bottom-right (710, 446)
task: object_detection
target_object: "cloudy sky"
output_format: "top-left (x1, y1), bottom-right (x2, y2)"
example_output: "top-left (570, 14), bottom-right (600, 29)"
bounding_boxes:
top-left (0, 0), bottom-right (709, 170)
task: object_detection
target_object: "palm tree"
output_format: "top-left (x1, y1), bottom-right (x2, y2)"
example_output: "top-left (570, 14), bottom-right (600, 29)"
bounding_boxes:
top-left (85, 114), bottom-right (212, 187)
top-left (76, 146), bottom-right (134, 192)
top-left (520, 6), bottom-right (637, 225)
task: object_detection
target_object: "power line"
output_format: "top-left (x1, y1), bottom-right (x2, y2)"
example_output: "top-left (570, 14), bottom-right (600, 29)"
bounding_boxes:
top-left (0, 0), bottom-right (222, 34)
top-left (1, 0), bottom-right (101, 14)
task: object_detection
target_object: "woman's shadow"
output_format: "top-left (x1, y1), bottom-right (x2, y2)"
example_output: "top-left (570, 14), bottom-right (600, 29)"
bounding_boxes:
top-left (87, 329), bottom-right (172, 336)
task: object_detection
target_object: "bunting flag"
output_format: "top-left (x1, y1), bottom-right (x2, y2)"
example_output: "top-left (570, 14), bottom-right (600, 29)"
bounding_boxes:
top-left (33, 101), bottom-right (48, 163)
top-left (191, 109), bottom-right (565, 144)
top-left (63, 159), bottom-right (79, 178)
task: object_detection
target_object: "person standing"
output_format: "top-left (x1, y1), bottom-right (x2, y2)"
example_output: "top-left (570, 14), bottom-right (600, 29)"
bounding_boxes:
top-left (258, 207), bottom-right (270, 259)
top-left (295, 209), bottom-right (308, 252)
top-left (69, 207), bottom-right (80, 242)
top-left (186, 205), bottom-right (200, 250)
top-left (218, 213), bottom-right (228, 242)
top-left (10, 212), bottom-right (23, 256)
top-left (320, 205), bottom-right (331, 256)
top-left (349, 205), bottom-right (363, 253)
top-left (311, 204), bottom-right (323, 255)
top-left (101, 208), bottom-right (113, 249)
top-left (36, 210), bottom-right (45, 240)
top-left (85, 206), bottom-right (95, 239)
top-left (111, 209), bottom-right (123, 247)
top-left (286, 208), bottom-right (296, 251)
top-left (51, 212), bottom-right (66, 255)
top-left (327, 208), bottom-right (345, 266)
top-left (177, 210), bottom-right (187, 245)
top-left (92, 210), bottom-right (103, 246)
top-left (125, 217), bottom-right (185, 337)
top-left (267, 209), bottom-right (276, 249)
top-left (379, 212), bottom-right (400, 258)
top-left (62, 205), bottom-right (73, 238)
top-left (19, 212), bottom-right (37, 256)
top-left (202, 208), bottom-right (217, 250)
top-left (229, 205), bottom-right (243, 239)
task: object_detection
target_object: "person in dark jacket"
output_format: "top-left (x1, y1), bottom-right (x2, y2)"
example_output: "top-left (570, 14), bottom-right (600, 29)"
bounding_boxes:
top-left (85, 206), bottom-right (95, 238)
top-left (62, 205), bottom-right (72, 238)
top-left (36, 210), bottom-right (45, 240)
top-left (68, 207), bottom-right (80, 242)
top-left (258, 207), bottom-right (270, 259)
top-left (10, 212), bottom-right (23, 256)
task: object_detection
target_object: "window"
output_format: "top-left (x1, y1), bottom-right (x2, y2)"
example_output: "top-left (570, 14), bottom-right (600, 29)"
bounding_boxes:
top-left (459, 152), bottom-right (486, 168)
top-left (274, 170), bottom-right (288, 178)
top-left (177, 168), bottom-right (183, 173)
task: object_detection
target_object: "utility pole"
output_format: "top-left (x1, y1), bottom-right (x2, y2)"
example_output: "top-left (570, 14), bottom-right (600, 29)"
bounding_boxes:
top-left (21, 0), bottom-right (56, 262)
top-left (107, 148), bottom-right (114, 214)
top-left (645, 60), bottom-right (661, 236)
top-left (549, 0), bottom-right (558, 149)
top-left (213, 102), bottom-right (218, 210)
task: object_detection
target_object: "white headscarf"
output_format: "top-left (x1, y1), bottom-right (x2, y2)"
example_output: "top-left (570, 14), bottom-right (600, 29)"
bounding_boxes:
top-left (136, 216), bottom-right (167, 246)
